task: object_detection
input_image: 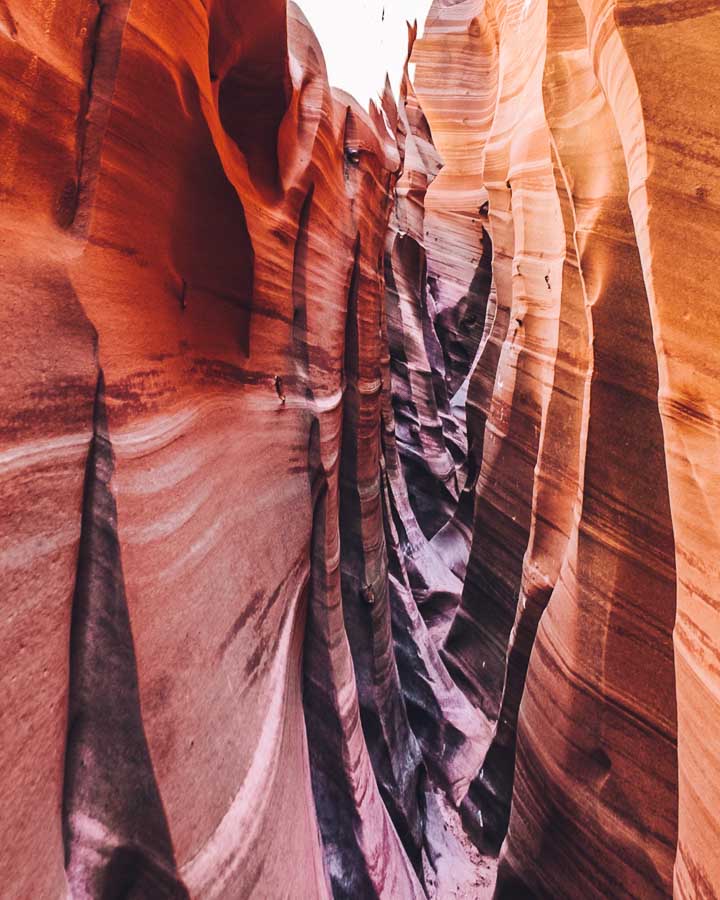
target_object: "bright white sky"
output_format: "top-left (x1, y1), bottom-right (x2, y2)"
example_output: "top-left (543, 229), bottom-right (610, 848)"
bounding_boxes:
top-left (298, 0), bottom-right (433, 105)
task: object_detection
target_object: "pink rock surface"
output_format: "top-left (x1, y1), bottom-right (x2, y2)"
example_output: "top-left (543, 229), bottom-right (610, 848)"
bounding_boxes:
top-left (1, 0), bottom-right (718, 898)
top-left (0, 2), bottom-right (427, 896)
top-left (414, 1), bottom-right (719, 897)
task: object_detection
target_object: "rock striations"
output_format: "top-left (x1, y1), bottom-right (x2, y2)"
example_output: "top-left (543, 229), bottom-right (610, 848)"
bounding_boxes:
top-left (0, 1), bottom-right (718, 899)
top-left (413, 1), bottom-right (720, 898)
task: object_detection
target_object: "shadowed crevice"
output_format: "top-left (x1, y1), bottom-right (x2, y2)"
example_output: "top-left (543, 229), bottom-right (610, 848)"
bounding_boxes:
top-left (292, 183), bottom-right (316, 401)
top-left (339, 237), bottom-right (426, 880)
top-left (62, 0), bottom-right (132, 236)
top-left (302, 413), bottom-right (377, 900)
top-left (63, 371), bottom-right (189, 900)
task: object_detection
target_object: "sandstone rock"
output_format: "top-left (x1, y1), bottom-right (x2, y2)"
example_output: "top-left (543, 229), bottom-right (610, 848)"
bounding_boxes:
top-left (414, 1), bottom-right (717, 898)
top-left (1, 0), bottom-right (718, 898)
top-left (0, 2), bottom-right (425, 896)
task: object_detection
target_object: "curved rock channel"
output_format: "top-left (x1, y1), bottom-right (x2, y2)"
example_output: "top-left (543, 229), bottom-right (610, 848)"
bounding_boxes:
top-left (1, 1), bottom-right (719, 898)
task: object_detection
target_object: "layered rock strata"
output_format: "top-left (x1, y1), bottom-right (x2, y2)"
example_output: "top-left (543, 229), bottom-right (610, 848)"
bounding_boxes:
top-left (1, 0), bottom-right (719, 899)
top-left (0, 2), bottom-right (430, 896)
top-left (413, 1), bottom-right (720, 898)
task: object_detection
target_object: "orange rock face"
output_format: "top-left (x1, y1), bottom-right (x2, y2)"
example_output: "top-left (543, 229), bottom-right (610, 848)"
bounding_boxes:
top-left (414, 1), bottom-right (720, 898)
top-left (0, 2), bottom-right (425, 896)
top-left (1, 0), bottom-right (718, 898)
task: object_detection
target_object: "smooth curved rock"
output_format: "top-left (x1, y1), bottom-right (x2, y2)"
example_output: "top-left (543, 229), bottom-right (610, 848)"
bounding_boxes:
top-left (414, 1), bottom-right (716, 898)
top-left (1, 0), bottom-right (719, 898)
top-left (0, 2), bottom-right (427, 896)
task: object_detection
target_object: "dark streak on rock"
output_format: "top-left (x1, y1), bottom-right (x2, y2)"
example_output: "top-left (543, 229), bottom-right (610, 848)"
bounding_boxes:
top-left (616, 0), bottom-right (720, 26)
top-left (63, 370), bottom-right (189, 899)
top-left (303, 411), bottom-right (377, 900)
top-left (339, 233), bottom-right (427, 879)
top-left (292, 183), bottom-right (316, 402)
top-left (0, 1), bottom-right (18, 37)
top-left (66, 0), bottom-right (132, 237)
top-left (217, 590), bottom-right (265, 659)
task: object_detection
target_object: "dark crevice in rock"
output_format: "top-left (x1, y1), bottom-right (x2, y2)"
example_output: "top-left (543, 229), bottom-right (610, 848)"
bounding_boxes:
top-left (67, 0), bottom-right (132, 237)
top-left (338, 234), bottom-right (427, 880)
top-left (379, 425), bottom-right (489, 807)
top-left (63, 371), bottom-right (188, 900)
top-left (302, 408), bottom-right (377, 900)
top-left (434, 231), bottom-right (493, 400)
top-left (343, 108), bottom-right (363, 182)
top-left (292, 183), bottom-right (316, 402)
top-left (302, 242), bottom-right (398, 898)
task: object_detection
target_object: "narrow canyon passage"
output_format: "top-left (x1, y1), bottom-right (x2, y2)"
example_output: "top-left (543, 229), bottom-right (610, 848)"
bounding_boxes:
top-left (1, 2), bottom-right (719, 900)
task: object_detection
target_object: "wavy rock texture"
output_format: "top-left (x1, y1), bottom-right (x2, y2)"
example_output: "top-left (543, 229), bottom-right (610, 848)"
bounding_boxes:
top-left (1, 0), bottom-right (719, 899)
top-left (0, 1), bottom-right (495, 896)
top-left (414, 1), bottom-right (720, 898)
top-left (383, 27), bottom-right (492, 806)
top-left (0, 2), bottom-right (430, 897)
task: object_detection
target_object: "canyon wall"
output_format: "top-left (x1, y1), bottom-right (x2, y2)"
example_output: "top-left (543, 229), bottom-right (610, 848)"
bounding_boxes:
top-left (414, 1), bottom-right (720, 898)
top-left (0, 2), bottom-right (430, 896)
top-left (1, 0), bottom-right (719, 899)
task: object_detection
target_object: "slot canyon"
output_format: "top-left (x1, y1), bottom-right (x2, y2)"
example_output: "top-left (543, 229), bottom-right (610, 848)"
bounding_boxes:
top-left (1, 0), bottom-right (719, 897)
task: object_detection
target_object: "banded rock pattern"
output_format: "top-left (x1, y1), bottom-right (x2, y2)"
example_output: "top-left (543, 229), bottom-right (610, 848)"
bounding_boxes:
top-left (0, 2), bottom-right (436, 896)
top-left (413, 1), bottom-right (720, 898)
top-left (1, 0), bottom-right (719, 899)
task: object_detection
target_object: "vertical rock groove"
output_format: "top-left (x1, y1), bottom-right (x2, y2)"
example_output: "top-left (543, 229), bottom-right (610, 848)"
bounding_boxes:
top-left (63, 371), bottom-right (189, 898)
top-left (410, 0), bottom-right (702, 896)
top-left (292, 183), bottom-right (316, 400)
top-left (338, 232), bottom-right (427, 879)
top-left (70, 0), bottom-right (132, 237)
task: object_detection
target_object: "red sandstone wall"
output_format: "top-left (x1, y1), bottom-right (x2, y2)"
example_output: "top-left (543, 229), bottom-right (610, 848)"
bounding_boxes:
top-left (1, 0), bottom-right (718, 898)
top-left (0, 2), bottom-right (426, 896)
top-left (414, 1), bottom-right (719, 898)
